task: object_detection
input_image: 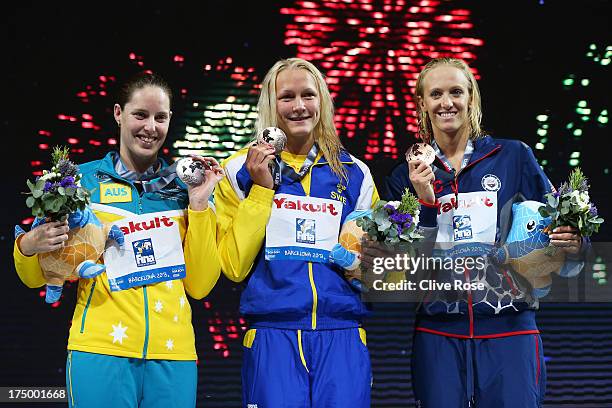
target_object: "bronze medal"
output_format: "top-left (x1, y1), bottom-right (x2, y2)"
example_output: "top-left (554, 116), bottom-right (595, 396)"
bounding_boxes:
top-left (406, 143), bottom-right (436, 165)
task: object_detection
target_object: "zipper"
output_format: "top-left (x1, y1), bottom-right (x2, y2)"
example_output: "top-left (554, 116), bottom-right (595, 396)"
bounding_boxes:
top-left (447, 145), bottom-right (501, 337)
top-left (142, 286), bottom-right (150, 358)
top-left (80, 282), bottom-right (96, 333)
top-left (464, 269), bottom-right (474, 338)
top-left (98, 165), bottom-right (152, 356)
top-left (301, 154), bottom-right (352, 330)
top-left (305, 158), bottom-right (319, 330)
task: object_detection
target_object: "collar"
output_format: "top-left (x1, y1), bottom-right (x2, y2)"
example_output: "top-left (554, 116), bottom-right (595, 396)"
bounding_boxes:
top-left (313, 149), bottom-right (354, 166)
top-left (432, 138), bottom-right (474, 172)
top-left (95, 151), bottom-right (177, 192)
top-left (111, 151), bottom-right (163, 181)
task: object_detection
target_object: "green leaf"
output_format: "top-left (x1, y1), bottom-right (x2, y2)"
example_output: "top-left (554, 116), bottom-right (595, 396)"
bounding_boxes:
top-left (58, 187), bottom-right (65, 196)
top-left (25, 196), bottom-right (36, 208)
top-left (65, 187), bottom-right (76, 197)
top-left (378, 219), bottom-right (392, 231)
top-left (35, 179), bottom-right (46, 190)
top-left (32, 189), bottom-right (43, 198)
top-left (546, 194), bottom-right (558, 208)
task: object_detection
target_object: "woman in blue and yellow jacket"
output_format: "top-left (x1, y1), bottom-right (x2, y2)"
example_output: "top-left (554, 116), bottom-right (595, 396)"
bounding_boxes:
top-left (215, 58), bottom-right (379, 407)
top-left (14, 72), bottom-right (224, 408)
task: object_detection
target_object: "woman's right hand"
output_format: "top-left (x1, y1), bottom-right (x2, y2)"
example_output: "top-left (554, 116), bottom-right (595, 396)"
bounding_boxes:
top-left (408, 159), bottom-right (435, 204)
top-left (18, 220), bottom-right (69, 256)
top-left (246, 142), bottom-right (276, 189)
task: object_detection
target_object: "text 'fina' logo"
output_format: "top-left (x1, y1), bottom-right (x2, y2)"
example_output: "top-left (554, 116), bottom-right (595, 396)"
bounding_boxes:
top-left (453, 215), bottom-right (473, 241)
top-left (133, 238), bottom-right (156, 267)
top-left (296, 218), bottom-right (316, 244)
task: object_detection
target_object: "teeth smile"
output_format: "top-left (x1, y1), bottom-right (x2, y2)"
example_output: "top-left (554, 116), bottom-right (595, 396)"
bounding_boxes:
top-left (438, 112), bottom-right (456, 118)
top-left (138, 136), bottom-right (156, 143)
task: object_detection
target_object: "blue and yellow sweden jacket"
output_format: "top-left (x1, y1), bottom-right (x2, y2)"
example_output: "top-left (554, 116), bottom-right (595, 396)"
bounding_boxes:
top-left (14, 152), bottom-right (220, 360)
top-left (386, 136), bottom-right (555, 338)
top-left (216, 148), bottom-right (379, 330)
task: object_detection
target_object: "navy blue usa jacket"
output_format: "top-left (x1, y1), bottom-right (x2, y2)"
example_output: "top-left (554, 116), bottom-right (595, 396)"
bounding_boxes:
top-left (386, 136), bottom-right (554, 338)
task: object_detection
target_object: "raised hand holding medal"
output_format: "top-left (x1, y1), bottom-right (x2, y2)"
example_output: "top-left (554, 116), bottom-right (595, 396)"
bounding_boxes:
top-left (406, 143), bottom-right (437, 204)
top-left (176, 156), bottom-right (225, 210)
top-left (406, 142), bottom-right (436, 166)
top-left (257, 126), bottom-right (287, 155)
top-left (256, 127), bottom-right (287, 188)
top-left (176, 157), bottom-right (207, 186)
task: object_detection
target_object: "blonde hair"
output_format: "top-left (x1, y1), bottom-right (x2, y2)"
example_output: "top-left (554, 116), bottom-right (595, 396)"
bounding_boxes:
top-left (255, 57), bottom-right (346, 180)
top-left (415, 57), bottom-right (483, 144)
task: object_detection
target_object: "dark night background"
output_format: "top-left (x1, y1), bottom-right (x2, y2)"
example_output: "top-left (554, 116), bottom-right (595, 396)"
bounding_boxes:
top-left (2, 1), bottom-right (611, 407)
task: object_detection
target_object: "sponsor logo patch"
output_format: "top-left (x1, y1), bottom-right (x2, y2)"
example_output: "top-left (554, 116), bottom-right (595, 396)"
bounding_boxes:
top-left (273, 197), bottom-right (339, 215)
top-left (100, 183), bottom-right (132, 203)
top-left (453, 215), bottom-right (473, 241)
top-left (133, 238), bottom-right (156, 267)
top-left (481, 174), bottom-right (501, 192)
top-left (296, 218), bottom-right (316, 244)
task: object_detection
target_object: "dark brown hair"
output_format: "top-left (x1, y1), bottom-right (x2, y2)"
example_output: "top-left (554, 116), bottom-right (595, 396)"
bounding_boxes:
top-left (116, 71), bottom-right (172, 109)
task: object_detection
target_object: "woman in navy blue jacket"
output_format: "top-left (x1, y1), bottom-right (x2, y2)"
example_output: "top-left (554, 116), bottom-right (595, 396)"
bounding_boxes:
top-left (383, 58), bottom-right (582, 407)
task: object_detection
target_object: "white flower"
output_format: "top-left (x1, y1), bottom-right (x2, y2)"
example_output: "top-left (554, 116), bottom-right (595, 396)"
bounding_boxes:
top-left (39, 172), bottom-right (57, 181)
top-left (386, 201), bottom-right (400, 209)
top-left (572, 190), bottom-right (590, 210)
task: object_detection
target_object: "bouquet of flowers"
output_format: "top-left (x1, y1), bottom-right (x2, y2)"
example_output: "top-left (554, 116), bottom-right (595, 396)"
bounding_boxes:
top-left (538, 167), bottom-right (604, 237)
top-left (25, 146), bottom-right (90, 221)
top-left (17, 146), bottom-right (124, 303)
top-left (356, 188), bottom-right (423, 248)
top-left (327, 189), bottom-right (422, 292)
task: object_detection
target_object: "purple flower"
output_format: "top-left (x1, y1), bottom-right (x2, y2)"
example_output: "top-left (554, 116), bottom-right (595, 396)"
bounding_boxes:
top-left (60, 176), bottom-right (75, 187)
top-left (396, 224), bottom-right (403, 236)
top-left (558, 182), bottom-right (572, 195)
top-left (384, 203), bottom-right (397, 212)
top-left (402, 214), bottom-right (413, 231)
top-left (589, 205), bottom-right (598, 217)
top-left (60, 176), bottom-right (77, 189)
top-left (43, 181), bottom-right (54, 192)
top-left (552, 191), bottom-right (560, 198)
top-left (390, 212), bottom-right (413, 235)
top-left (389, 212), bottom-right (412, 225)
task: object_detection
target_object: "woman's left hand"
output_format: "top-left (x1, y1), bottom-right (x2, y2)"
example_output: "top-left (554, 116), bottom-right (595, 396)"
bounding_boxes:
top-left (549, 226), bottom-right (582, 255)
top-left (187, 156), bottom-right (225, 211)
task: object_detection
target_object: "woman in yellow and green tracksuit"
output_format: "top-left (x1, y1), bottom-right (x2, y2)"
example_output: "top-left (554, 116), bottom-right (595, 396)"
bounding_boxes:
top-left (215, 58), bottom-right (379, 407)
top-left (13, 72), bottom-right (224, 408)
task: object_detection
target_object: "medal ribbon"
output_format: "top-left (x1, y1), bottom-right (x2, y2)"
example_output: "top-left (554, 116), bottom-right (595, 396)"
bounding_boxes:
top-left (112, 152), bottom-right (178, 192)
top-left (276, 143), bottom-right (319, 185)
